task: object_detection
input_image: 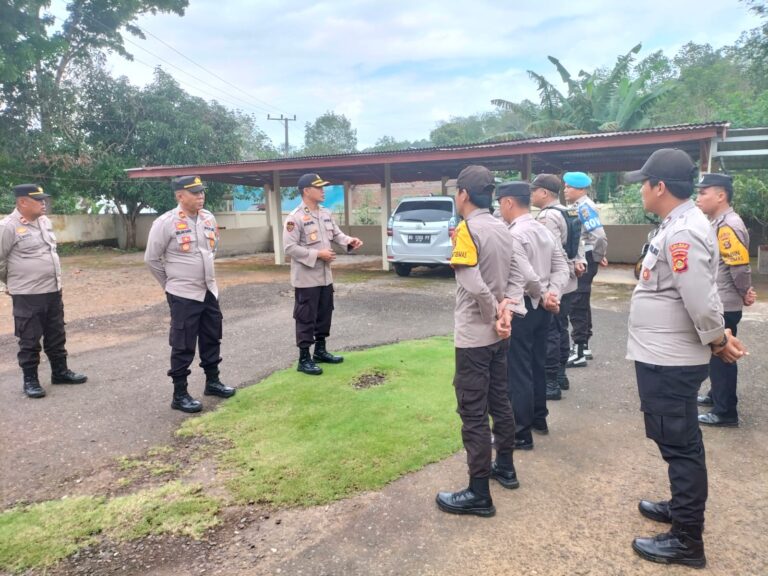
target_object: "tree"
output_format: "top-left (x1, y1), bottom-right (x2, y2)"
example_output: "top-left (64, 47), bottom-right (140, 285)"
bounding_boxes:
top-left (302, 112), bottom-right (357, 155)
top-left (0, 0), bottom-right (187, 138)
top-left (493, 44), bottom-right (673, 136)
top-left (733, 171), bottom-right (768, 243)
top-left (73, 68), bottom-right (269, 248)
top-left (364, 135), bottom-right (432, 152)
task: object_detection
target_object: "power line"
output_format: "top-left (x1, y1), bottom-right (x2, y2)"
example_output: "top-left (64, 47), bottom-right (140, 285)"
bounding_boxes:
top-left (137, 23), bottom-right (287, 115)
top-left (86, 15), bottom-right (279, 116)
top-left (0, 169), bottom-right (167, 185)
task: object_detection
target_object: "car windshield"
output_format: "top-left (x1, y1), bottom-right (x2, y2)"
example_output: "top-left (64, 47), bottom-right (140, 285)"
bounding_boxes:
top-left (394, 200), bottom-right (453, 223)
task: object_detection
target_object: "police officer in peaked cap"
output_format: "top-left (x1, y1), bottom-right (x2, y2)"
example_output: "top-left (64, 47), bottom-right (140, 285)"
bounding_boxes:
top-left (624, 149), bottom-right (748, 568)
top-left (283, 173), bottom-right (363, 375)
top-left (496, 181), bottom-right (568, 448)
top-left (694, 173), bottom-right (756, 427)
top-left (145, 176), bottom-right (236, 413)
top-left (0, 184), bottom-right (88, 398)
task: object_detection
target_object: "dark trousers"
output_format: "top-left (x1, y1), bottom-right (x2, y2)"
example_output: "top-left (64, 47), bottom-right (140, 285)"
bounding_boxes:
top-left (707, 311), bottom-right (742, 419)
top-left (635, 361), bottom-right (708, 526)
top-left (294, 284), bottom-right (334, 349)
top-left (570, 252), bottom-right (599, 345)
top-left (454, 339), bottom-right (516, 478)
top-left (508, 299), bottom-right (552, 441)
top-left (545, 291), bottom-right (574, 375)
top-left (166, 291), bottom-right (223, 381)
top-left (12, 291), bottom-right (67, 373)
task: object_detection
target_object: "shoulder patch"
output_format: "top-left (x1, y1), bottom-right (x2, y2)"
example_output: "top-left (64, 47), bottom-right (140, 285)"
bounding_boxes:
top-left (670, 242), bottom-right (690, 274)
top-left (717, 225), bottom-right (749, 266)
top-left (577, 203), bottom-right (603, 232)
top-left (450, 220), bottom-right (478, 267)
top-left (286, 221), bottom-right (295, 233)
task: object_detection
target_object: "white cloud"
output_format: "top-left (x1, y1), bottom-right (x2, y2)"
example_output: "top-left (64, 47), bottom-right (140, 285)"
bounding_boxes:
top-left (48, 0), bottom-right (764, 148)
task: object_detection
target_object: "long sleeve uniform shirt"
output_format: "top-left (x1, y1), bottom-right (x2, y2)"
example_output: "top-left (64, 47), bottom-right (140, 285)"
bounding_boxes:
top-left (572, 195), bottom-right (608, 261)
top-left (144, 206), bottom-right (219, 301)
top-left (711, 207), bottom-right (752, 312)
top-left (535, 201), bottom-right (580, 294)
top-left (627, 200), bottom-right (724, 366)
top-left (451, 209), bottom-right (526, 349)
top-left (0, 209), bottom-right (61, 294)
top-left (507, 213), bottom-right (570, 307)
top-left (283, 202), bottom-right (353, 288)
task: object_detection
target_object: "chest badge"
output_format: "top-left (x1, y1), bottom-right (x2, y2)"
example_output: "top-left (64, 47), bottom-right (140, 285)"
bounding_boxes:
top-left (642, 268), bottom-right (650, 281)
top-left (310, 232), bottom-right (318, 241)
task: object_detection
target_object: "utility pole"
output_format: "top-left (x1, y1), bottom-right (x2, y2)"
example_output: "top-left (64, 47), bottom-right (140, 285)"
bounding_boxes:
top-left (267, 114), bottom-right (297, 156)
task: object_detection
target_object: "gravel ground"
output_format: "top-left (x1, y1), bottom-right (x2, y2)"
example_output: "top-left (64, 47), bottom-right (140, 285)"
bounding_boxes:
top-left (1, 254), bottom-right (767, 576)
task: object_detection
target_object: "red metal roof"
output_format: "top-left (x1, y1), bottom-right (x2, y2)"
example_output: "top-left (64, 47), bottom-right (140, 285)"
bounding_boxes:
top-left (126, 122), bottom-right (729, 186)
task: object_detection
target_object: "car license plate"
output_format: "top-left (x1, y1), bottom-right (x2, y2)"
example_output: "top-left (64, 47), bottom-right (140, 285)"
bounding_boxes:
top-left (408, 234), bottom-right (430, 244)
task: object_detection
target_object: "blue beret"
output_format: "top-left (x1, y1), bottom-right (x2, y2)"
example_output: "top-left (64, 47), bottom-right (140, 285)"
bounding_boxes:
top-left (563, 172), bottom-right (592, 188)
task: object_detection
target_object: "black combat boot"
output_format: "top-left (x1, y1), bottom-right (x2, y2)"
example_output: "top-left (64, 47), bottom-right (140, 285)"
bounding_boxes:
top-left (297, 348), bottom-right (323, 375)
top-left (557, 364), bottom-right (570, 390)
top-left (638, 499), bottom-right (672, 523)
top-left (23, 368), bottom-right (46, 399)
top-left (435, 476), bottom-right (495, 517)
top-left (50, 357), bottom-right (87, 384)
top-left (313, 340), bottom-right (343, 364)
top-left (491, 452), bottom-right (520, 489)
top-left (632, 522), bottom-right (706, 568)
top-left (171, 379), bottom-right (202, 413)
top-left (545, 371), bottom-right (562, 400)
top-left (204, 372), bottom-right (236, 398)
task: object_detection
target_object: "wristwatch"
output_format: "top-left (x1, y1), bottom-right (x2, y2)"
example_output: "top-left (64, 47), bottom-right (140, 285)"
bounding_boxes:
top-left (711, 334), bottom-right (728, 349)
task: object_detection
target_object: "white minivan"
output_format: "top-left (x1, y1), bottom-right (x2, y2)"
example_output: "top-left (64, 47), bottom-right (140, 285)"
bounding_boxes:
top-left (386, 196), bottom-right (458, 277)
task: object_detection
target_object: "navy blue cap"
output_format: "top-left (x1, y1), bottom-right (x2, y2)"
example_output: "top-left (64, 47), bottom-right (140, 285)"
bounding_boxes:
top-left (297, 173), bottom-right (330, 189)
top-left (496, 181), bottom-right (531, 199)
top-left (624, 149), bottom-right (696, 184)
top-left (173, 176), bottom-right (206, 193)
top-left (13, 184), bottom-right (50, 198)
top-left (695, 173), bottom-right (733, 191)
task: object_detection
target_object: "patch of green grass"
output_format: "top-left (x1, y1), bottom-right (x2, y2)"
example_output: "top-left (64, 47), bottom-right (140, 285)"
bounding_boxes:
top-left (0, 483), bottom-right (219, 572)
top-left (179, 337), bottom-right (461, 506)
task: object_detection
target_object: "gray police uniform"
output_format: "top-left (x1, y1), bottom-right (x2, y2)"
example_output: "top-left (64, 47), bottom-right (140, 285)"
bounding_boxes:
top-left (627, 199), bottom-right (724, 528)
top-left (506, 213), bottom-right (569, 443)
top-left (452, 208), bottom-right (525, 479)
top-left (0, 209), bottom-right (68, 374)
top-left (537, 201), bottom-right (582, 383)
top-left (145, 206), bottom-right (223, 380)
top-left (283, 201), bottom-right (353, 349)
top-left (704, 207), bottom-right (752, 419)
top-left (570, 195), bottom-right (608, 347)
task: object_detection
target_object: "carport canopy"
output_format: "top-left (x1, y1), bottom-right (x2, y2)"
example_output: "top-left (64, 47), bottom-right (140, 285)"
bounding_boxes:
top-left (127, 122), bottom-right (731, 268)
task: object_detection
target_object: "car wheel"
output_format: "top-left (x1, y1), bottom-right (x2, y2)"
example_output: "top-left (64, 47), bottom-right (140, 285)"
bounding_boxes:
top-left (394, 263), bottom-right (412, 277)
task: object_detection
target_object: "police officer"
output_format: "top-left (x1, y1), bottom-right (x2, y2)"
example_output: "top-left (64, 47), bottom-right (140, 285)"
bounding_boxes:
top-left (624, 149), bottom-right (747, 568)
top-left (498, 181), bottom-right (568, 448)
top-left (0, 184), bottom-right (87, 398)
top-left (435, 165), bottom-right (526, 518)
top-left (563, 172), bottom-right (608, 367)
top-left (530, 174), bottom-right (583, 399)
top-left (145, 176), bottom-right (235, 413)
top-left (283, 173), bottom-right (363, 375)
top-left (694, 173), bottom-right (756, 427)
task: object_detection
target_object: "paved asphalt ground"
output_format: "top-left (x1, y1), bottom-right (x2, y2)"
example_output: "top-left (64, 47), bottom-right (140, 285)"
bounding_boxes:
top-left (1, 264), bottom-right (767, 575)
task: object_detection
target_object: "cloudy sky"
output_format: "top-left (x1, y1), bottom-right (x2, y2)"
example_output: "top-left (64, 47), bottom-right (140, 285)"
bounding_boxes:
top-left (51, 0), bottom-right (762, 149)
